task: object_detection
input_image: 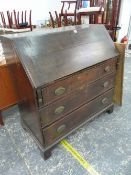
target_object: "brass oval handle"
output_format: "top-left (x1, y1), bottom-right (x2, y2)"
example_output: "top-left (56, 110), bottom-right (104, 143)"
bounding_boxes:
top-left (38, 98), bottom-right (42, 102)
top-left (38, 98), bottom-right (43, 106)
top-left (57, 124), bottom-right (66, 134)
top-left (54, 106), bottom-right (65, 115)
top-left (55, 87), bottom-right (66, 96)
top-left (103, 81), bottom-right (109, 88)
top-left (102, 97), bottom-right (109, 104)
top-left (104, 66), bottom-right (111, 72)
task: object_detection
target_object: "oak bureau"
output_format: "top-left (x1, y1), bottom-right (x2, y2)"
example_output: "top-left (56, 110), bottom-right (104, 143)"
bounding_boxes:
top-left (1, 25), bottom-right (120, 159)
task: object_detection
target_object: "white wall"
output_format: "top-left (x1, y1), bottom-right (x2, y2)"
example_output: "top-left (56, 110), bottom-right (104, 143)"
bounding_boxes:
top-left (0, 0), bottom-right (61, 24)
top-left (118, 0), bottom-right (131, 41)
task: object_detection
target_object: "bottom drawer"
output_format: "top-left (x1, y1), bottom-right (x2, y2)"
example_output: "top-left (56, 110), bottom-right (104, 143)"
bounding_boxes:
top-left (43, 89), bottom-right (114, 146)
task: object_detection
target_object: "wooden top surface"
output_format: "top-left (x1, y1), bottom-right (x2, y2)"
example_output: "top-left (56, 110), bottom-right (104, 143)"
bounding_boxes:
top-left (1, 25), bottom-right (119, 88)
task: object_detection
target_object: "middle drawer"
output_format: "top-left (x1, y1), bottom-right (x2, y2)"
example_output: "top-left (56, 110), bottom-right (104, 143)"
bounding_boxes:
top-left (40, 73), bottom-right (115, 127)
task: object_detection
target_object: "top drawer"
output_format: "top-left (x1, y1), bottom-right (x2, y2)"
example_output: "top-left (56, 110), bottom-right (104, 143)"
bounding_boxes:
top-left (42, 58), bottom-right (117, 105)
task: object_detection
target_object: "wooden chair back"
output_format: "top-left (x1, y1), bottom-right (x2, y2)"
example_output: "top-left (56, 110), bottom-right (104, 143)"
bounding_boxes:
top-left (61, 0), bottom-right (77, 14)
top-left (0, 12), bottom-right (7, 28)
top-left (49, 11), bottom-right (61, 28)
top-left (6, 10), bottom-right (32, 31)
top-left (77, 0), bottom-right (106, 24)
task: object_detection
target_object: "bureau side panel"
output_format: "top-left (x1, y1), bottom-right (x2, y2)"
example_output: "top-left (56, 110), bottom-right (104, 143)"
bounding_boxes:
top-left (16, 62), bottom-right (44, 147)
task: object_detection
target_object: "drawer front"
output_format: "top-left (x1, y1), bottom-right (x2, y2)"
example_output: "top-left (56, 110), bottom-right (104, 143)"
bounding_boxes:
top-left (42, 58), bottom-right (117, 105)
top-left (43, 89), bottom-right (114, 146)
top-left (40, 74), bottom-right (115, 126)
top-left (72, 58), bottom-right (117, 91)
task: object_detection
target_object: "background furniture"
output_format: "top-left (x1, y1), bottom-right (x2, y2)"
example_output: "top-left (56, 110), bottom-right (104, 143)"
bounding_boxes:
top-left (0, 10), bottom-right (32, 31)
top-left (48, 0), bottom-right (121, 41)
top-left (49, 10), bottom-right (74, 27)
top-left (76, 0), bottom-right (122, 41)
top-left (9, 10), bottom-right (32, 31)
top-left (0, 60), bottom-right (19, 125)
top-left (77, 0), bottom-right (106, 24)
top-left (49, 11), bottom-right (61, 28)
top-left (2, 25), bottom-right (123, 158)
top-left (59, 0), bottom-right (77, 26)
top-left (52, 0), bottom-right (121, 41)
top-left (0, 12), bottom-right (7, 28)
top-left (103, 0), bottom-right (122, 41)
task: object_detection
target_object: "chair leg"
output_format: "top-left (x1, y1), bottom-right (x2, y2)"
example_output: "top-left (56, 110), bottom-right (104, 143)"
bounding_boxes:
top-left (90, 14), bottom-right (94, 24)
top-left (13, 10), bottom-right (18, 29)
top-left (59, 14), bottom-right (62, 27)
top-left (102, 14), bottom-right (104, 24)
top-left (74, 10), bottom-right (77, 25)
top-left (64, 11), bottom-right (68, 26)
top-left (49, 12), bottom-right (55, 28)
top-left (55, 11), bottom-right (61, 27)
top-left (1, 12), bottom-right (7, 28)
top-left (29, 10), bottom-right (32, 31)
top-left (0, 111), bottom-right (4, 126)
top-left (94, 14), bottom-right (99, 24)
top-left (7, 11), bottom-right (12, 28)
top-left (77, 13), bottom-right (81, 25)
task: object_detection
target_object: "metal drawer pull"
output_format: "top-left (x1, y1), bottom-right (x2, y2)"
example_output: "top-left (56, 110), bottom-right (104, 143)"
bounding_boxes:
top-left (104, 66), bottom-right (111, 72)
top-left (57, 124), bottom-right (66, 134)
top-left (38, 98), bottom-right (43, 104)
top-left (54, 106), bottom-right (65, 115)
top-left (55, 87), bottom-right (66, 96)
top-left (103, 81), bottom-right (109, 88)
top-left (102, 98), bottom-right (109, 104)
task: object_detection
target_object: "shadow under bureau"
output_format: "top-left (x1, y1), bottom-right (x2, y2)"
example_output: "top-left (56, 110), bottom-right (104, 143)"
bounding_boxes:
top-left (1, 24), bottom-right (121, 159)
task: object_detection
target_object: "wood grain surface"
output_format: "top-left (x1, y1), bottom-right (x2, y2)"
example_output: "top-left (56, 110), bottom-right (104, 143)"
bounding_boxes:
top-left (113, 43), bottom-right (126, 105)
